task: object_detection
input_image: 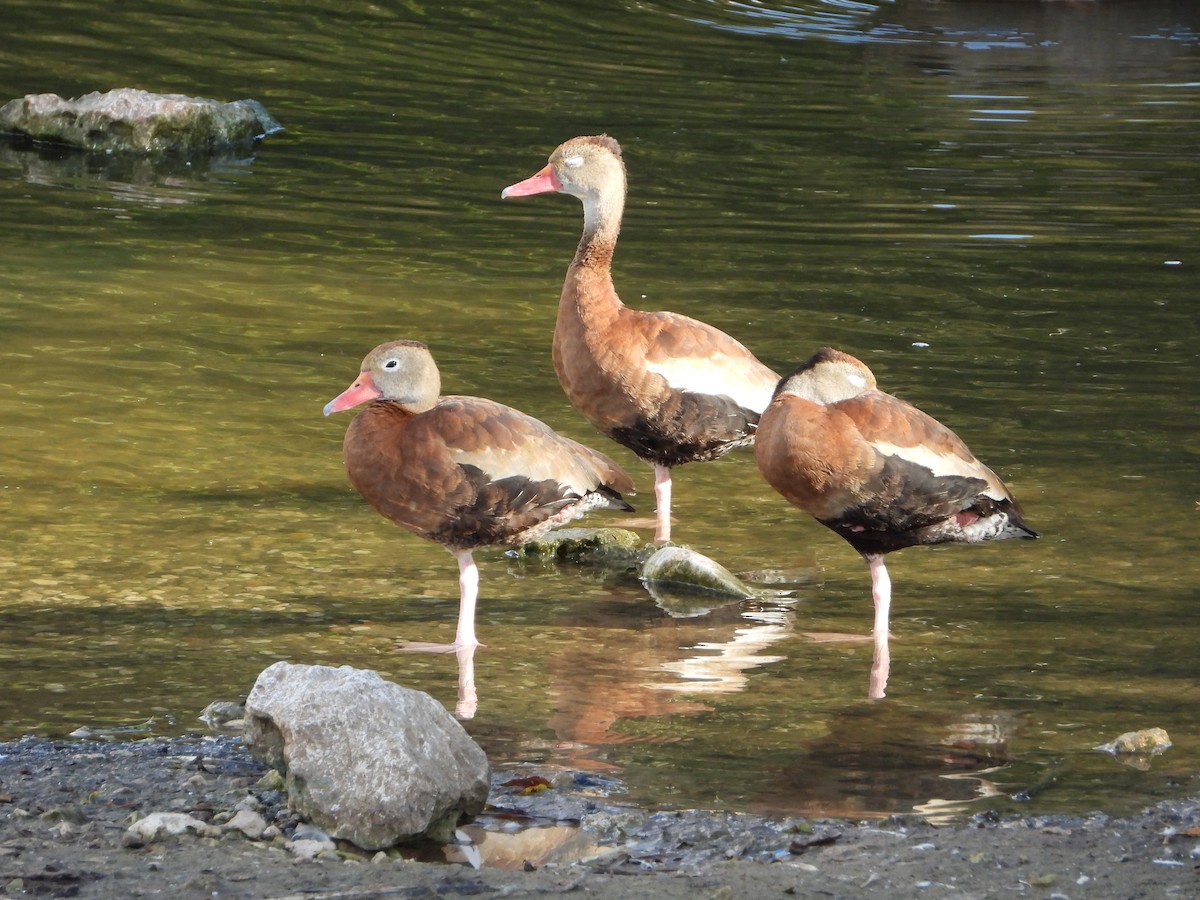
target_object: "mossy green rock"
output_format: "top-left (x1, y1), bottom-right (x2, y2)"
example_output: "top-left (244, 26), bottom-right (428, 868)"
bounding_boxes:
top-left (1095, 727), bottom-right (1172, 756)
top-left (639, 546), bottom-right (755, 599)
top-left (0, 88), bottom-right (282, 154)
top-left (516, 527), bottom-right (650, 565)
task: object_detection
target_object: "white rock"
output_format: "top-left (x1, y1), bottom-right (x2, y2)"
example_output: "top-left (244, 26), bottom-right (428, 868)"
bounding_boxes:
top-left (244, 662), bottom-right (490, 850)
top-left (286, 837), bottom-right (335, 860)
top-left (224, 808), bottom-right (268, 840)
top-left (123, 812), bottom-right (219, 846)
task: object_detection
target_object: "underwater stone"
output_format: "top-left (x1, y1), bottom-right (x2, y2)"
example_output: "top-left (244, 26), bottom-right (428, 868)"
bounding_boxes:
top-left (639, 546), bottom-right (755, 599)
top-left (515, 526), bottom-right (650, 565)
top-left (199, 700), bottom-right (245, 729)
top-left (1094, 727), bottom-right (1172, 756)
top-left (0, 88), bottom-right (282, 154)
top-left (244, 662), bottom-right (489, 849)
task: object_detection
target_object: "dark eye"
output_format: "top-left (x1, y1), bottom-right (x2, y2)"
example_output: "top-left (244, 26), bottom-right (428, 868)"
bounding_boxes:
top-left (383, 359), bottom-right (399, 369)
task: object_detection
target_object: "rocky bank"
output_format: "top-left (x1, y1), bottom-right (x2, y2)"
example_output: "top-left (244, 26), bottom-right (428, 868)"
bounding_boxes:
top-left (2, 735), bottom-right (1198, 899)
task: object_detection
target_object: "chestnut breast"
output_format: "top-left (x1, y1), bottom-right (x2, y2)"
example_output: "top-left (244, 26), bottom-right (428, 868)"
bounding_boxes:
top-left (343, 396), bottom-right (633, 549)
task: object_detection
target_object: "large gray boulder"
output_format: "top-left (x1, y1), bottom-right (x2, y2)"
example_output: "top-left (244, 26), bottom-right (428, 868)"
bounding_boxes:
top-left (244, 662), bottom-right (489, 849)
top-left (0, 88), bottom-right (282, 154)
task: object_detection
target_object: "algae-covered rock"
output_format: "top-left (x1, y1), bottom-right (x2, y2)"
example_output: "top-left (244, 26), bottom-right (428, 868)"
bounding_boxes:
top-left (0, 88), bottom-right (282, 154)
top-left (1094, 727), bottom-right (1172, 757)
top-left (515, 527), bottom-right (650, 565)
top-left (639, 546), bottom-right (755, 600)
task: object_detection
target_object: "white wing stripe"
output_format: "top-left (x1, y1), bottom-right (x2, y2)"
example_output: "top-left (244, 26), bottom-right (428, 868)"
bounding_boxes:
top-left (645, 357), bottom-right (774, 413)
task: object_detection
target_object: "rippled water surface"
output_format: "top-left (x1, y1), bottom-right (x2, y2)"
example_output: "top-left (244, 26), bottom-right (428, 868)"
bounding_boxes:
top-left (2, 0), bottom-right (1198, 822)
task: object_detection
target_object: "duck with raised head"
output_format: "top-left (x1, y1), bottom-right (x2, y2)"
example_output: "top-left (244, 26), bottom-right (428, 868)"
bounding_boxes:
top-left (502, 135), bottom-right (780, 543)
top-left (754, 347), bottom-right (1038, 698)
top-left (324, 339), bottom-right (636, 651)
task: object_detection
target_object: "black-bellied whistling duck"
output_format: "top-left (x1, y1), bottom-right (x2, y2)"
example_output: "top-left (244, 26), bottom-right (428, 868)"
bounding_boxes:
top-left (323, 339), bottom-right (635, 651)
top-left (502, 135), bottom-right (779, 543)
top-left (754, 347), bottom-right (1038, 698)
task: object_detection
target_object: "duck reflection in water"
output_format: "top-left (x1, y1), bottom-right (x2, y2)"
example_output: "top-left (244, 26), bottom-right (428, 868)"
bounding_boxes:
top-left (755, 348), bottom-right (1038, 699)
top-left (450, 587), bottom-right (794, 723)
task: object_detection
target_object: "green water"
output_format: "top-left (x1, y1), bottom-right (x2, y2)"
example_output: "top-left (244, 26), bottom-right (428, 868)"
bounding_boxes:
top-left (2, 0), bottom-right (1198, 821)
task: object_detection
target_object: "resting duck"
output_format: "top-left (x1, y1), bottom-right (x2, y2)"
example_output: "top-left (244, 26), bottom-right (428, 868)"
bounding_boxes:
top-left (324, 339), bottom-right (635, 650)
top-left (502, 134), bottom-right (779, 543)
top-left (754, 347), bottom-right (1038, 697)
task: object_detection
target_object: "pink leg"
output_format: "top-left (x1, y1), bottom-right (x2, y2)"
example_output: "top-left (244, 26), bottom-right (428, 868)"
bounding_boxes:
top-left (867, 555), bottom-right (891, 699)
top-left (453, 549), bottom-right (482, 649)
top-left (654, 464), bottom-right (673, 543)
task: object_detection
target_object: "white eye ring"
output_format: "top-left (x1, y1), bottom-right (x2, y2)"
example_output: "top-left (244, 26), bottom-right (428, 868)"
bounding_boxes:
top-left (383, 358), bottom-right (399, 369)
top-left (564, 155), bottom-right (584, 169)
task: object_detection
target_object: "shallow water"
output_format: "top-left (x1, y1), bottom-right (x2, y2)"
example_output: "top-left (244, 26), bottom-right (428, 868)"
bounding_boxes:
top-left (1, 0), bottom-right (1198, 822)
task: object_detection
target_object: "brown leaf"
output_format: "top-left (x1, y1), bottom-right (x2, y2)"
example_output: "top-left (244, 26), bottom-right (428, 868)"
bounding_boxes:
top-left (500, 775), bottom-right (553, 795)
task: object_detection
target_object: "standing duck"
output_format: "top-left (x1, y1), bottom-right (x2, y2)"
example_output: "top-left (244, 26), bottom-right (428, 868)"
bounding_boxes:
top-left (754, 347), bottom-right (1038, 698)
top-left (324, 339), bottom-right (635, 650)
top-left (502, 135), bottom-right (779, 543)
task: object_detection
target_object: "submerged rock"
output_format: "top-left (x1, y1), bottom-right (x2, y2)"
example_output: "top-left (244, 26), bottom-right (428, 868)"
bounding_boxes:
top-left (1095, 727), bottom-right (1172, 757)
top-left (0, 88), bottom-right (282, 154)
top-left (639, 546), bottom-right (756, 600)
top-left (199, 700), bottom-right (245, 729)
top-left (515, 526), bottom-right (650, 565)
top-left (244, 662), bottom-right (490, 849)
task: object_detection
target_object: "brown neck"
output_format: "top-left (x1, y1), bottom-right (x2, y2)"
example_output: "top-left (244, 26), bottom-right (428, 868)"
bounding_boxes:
top-left (555, 168), bottom-right (630, 360)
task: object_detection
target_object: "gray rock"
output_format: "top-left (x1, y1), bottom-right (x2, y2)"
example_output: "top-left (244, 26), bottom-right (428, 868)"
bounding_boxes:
top-left (640, 546), bottom-right (756, 601)
top-left (199, 700), bottom-right (246, 729)
top-left (0, 88), bottom-right (282, 154)
top-left (244, 662), bottom-right (490, 850)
